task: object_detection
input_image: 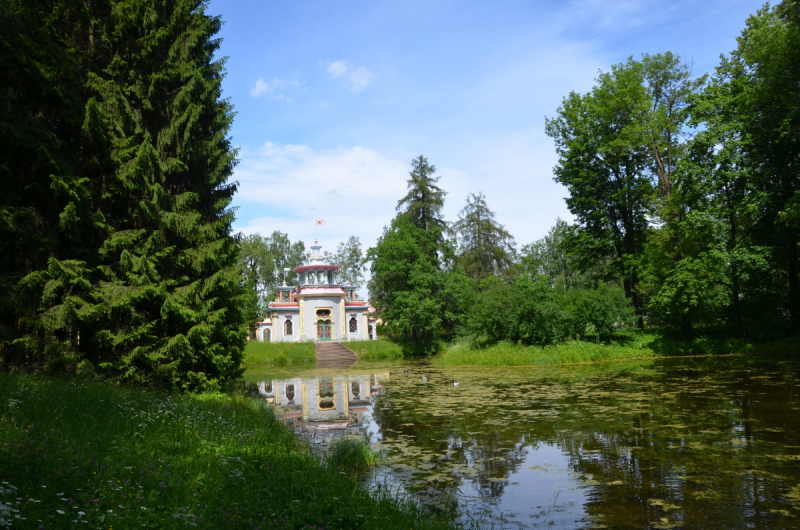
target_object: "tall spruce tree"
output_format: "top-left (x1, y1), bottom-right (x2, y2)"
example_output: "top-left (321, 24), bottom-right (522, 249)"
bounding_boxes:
top-left (1, 0), bottom-right (247, 391)
top-left (396, 155), bottom-right (447, 259)
top-left (0, 0), bottom-right (98, 365)
top-left (84, 0), bottom-right (245, 390)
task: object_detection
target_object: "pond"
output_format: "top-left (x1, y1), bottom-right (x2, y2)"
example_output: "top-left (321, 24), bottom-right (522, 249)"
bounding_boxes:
top-left (243, 356), bottom-right (800, 529)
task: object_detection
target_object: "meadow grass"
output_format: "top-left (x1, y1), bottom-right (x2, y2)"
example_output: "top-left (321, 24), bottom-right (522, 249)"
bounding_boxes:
top-left (433, 328), bottom-right (796, 367)
top-left (345, 339), bottom-right (404, 360)
top-left (242, 341), bottom-right (316, 365)
top-left (0, 372), bottom-right (462, 530)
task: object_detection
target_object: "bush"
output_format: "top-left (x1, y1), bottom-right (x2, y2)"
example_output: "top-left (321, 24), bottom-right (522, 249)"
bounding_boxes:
top-left (568, 284), bottom-right (635, 340)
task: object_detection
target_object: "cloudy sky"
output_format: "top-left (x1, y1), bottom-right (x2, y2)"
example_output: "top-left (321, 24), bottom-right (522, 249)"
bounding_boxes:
top-left (209, 0), bottom-right (765, 256)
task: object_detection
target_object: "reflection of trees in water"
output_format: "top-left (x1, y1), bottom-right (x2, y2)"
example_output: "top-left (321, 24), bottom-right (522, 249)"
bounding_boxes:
top-left (553, 368), bottom-right (800, 528)
top-left (369, 362), bottom-right (800, 528)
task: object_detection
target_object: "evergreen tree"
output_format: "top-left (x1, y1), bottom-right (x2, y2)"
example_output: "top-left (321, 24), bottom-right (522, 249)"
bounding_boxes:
top-left (82, 0), bottom-right (245, 390)
top-left (396, 155), bottom-right (447, 258)
top-left (0, 0), bottom-right (98, 365)
top-left (1, 0), bottom-right (247, 391)
top-left (451, 192), bottom-right (515, 282)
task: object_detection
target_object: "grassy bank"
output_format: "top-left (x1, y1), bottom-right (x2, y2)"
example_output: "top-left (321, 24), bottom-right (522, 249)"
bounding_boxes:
top-left (345, 339), bottom-right (404, 360)
top-left (434, 329), bottom-right (800, 367)
top-left (242, 341), bottom-right (315, 365)
top-left (0, 373), bottom-right (460, 530)
top-left (243, 339), bottom-right (405, 365)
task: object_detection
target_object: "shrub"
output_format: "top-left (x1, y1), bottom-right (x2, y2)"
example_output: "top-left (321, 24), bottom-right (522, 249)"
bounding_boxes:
top-left (568, 284), bottom-right (635, 340)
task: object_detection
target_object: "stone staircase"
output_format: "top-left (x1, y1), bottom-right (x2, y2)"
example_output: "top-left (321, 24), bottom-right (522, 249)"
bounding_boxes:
top-left (315, 341), bottom-right (359, 368)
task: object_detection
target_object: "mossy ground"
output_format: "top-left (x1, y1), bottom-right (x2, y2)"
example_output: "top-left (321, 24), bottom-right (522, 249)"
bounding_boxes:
top-left (0, 373), bottom-right (462, 529)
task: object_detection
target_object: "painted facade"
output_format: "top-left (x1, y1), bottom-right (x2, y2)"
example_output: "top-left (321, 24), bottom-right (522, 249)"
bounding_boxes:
top-left (255, 241), bottom-right (377, 343)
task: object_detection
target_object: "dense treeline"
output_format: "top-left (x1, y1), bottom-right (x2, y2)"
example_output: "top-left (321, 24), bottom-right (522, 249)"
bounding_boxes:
top-left (0, 0), bottom-right (244, 390)
top-left (369, 0), bottom-right (800, 351)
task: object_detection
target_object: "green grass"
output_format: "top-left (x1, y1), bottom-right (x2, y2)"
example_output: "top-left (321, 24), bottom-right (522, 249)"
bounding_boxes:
top-left (325, 435), bottom-right (379, 475)
top-left (434, 328), bottom-right (800, 367)
top-left (345, 338), bottom-right (404, 360)
top-left (0, 372), bottom-right (463, 530)
top-left (242, 341), bottom-right (316, 365)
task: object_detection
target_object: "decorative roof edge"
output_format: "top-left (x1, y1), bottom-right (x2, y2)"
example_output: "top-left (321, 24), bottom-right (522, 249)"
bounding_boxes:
top-left (293, 264), bottom-right (341, 273)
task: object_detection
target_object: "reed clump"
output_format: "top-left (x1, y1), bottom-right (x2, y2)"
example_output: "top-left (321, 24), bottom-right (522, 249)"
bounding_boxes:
top-left (326, 435), bottom-right (380, 474)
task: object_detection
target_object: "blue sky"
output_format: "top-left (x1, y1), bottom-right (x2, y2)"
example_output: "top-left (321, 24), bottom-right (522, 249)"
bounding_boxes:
top-left (210, 0), bottom-right (765, 257)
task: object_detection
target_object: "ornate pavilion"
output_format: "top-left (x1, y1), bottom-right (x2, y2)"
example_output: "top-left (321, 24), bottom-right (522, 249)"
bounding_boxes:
top-left (255, 241), bottom-right (376, 343)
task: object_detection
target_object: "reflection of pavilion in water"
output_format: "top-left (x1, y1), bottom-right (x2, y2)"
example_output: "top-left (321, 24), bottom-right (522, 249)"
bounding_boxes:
top-left (258, 373), bottom-right (389, 426)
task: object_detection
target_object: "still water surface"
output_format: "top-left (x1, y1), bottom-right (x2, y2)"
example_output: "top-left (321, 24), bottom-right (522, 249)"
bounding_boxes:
top-left (244, 356), bottom-right (800, 529)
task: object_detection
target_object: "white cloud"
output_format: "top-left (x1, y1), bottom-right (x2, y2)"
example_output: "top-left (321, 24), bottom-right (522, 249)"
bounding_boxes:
top-left (233, 142), bottom-right (408, 251)
top-left (325, 60), bottom-right (375, 92)
top-left (249, 78), bottom-right (300, 101)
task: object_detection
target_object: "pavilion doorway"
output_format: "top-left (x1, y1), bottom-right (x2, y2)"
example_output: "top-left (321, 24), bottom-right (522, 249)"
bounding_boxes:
top-left (316, 319), bottom-right (332, 341)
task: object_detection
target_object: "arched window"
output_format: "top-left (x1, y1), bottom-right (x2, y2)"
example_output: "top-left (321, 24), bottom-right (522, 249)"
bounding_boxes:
top-left (284, 319), bottom-right (293, 336)
top-left (349, 317), bottom-right (358, 333)
top-left (285, 384), bottom-right (295, 402)
top-left (316, 309), bottom-right (331, 318)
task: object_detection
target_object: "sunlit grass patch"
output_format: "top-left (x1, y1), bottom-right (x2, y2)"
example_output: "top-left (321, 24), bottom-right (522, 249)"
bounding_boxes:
top-left (0, 373), bottom-right (462, 530)
top-left (435, 335), bottom-right (659, 367)
top-left (434, 328), bottom-right (800, 366)
top-left (346, 339), bottom-right (404, 359)
top-left (242, 340), bottom-right (316, 365)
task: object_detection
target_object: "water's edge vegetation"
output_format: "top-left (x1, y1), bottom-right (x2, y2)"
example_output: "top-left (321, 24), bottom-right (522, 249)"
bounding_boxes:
top-left (436, 329), bottom-right (800, 366)
top-left (242, 339), bottom-right (404, 365)
top-left (242, 329), bottom-right (800, 367)
top-left (0, 373), bottom-right (460, 530)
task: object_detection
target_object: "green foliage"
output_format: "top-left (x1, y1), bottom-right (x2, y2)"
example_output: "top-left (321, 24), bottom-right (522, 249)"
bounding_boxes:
top-left (468, 277), bottom-right (572, 346)
top-left (545, 58), bottom-right (653, 319)
top-left (451, 192), bottom-right (516, 281)
top-left (0, 0), bottom-right (246, 391)
top-left (368, 216), bottom-right (442, 353)
top-left (520, 218), bottom-right (600, 289)
top-left (0, 373), bottom-right (462, 529)
top-left (568, 284), bottom-right (635, 340)
top-left (324, 235), bottom-right (366, 289)
top-left (237, 231), bottom-right (307, 322)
